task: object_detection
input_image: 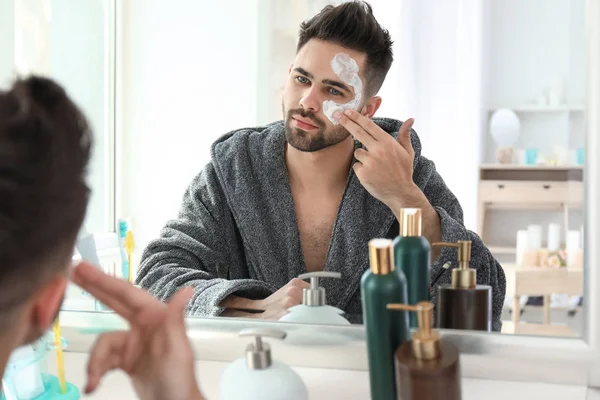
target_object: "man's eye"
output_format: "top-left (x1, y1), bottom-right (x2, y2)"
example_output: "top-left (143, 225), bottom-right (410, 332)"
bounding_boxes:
top-left (296, 76), bottom-right (310, 84)
top-left (329, 88), bottom-right (342, 96)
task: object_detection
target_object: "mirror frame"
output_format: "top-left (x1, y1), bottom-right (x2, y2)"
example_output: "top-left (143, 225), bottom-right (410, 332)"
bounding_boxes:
top-left (59, 0), bottom-right (600, 389)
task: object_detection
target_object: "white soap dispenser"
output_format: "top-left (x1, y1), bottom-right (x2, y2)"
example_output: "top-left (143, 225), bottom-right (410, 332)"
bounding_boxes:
top-left (279, 271), bottom-right (351, 325)
top-left (220, 328), bottom-right (308, 400)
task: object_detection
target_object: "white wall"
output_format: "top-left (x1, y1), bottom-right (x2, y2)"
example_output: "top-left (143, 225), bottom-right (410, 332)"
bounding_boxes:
top-left (0, 0), bottom-right (15, 85)
top-left (118, 0), bottom-right (260, 261)
top-left (485, 0), bottom-right (586, 161)
top-left (370, 0), bottom-right (485, 231)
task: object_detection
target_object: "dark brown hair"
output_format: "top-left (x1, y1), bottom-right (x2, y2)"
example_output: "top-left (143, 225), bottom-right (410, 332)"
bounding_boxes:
top-left (0, 76), bottom-right (91, 322)
top-left (297, 1), bottom-right (394, 97)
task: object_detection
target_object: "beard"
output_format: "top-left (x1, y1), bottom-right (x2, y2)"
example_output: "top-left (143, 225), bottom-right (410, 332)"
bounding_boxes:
top-left (283, 104), bottom-right (350, 152)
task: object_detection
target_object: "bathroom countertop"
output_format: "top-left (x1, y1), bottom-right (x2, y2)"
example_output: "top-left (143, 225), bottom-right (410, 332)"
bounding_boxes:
top-left (52, 352), bottom-right (588, 399)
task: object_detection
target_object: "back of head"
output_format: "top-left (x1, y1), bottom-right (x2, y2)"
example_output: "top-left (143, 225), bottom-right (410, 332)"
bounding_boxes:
top-left (0, 76), bottom-right (91, 329)
top-left (297, 1), bottom-right (394, 97)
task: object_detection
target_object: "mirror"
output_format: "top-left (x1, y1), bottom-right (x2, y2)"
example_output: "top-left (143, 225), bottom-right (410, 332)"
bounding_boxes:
top-left (10, 0), bottom-right (585, 339)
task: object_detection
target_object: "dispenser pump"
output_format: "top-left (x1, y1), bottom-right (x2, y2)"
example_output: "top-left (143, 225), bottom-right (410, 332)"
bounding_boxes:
top-left (239, 328), bottom-right (286, 370)
top-left (297, 271), bottom-right (341, 306)
top-left (432, 240), bottom-right (475, 289)
top-left (399, 208), bottom-right (423, 237)
top-left (368, 239), bottom-right (395, 275)
top-left (387, 301), bottom-right (441, 361)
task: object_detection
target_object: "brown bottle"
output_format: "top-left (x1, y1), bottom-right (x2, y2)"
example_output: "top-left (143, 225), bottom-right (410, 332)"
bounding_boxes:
top-left (432, 241), bottom-right (492, 331)
top-left (387, 301), bottom-right (462, 400)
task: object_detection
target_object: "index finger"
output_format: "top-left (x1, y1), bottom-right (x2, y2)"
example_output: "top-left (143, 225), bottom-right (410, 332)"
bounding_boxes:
top-left (343, 109), bottom-right (391, 142)
top-left (71, 262), bottom-right (159, 320)
top-left (335, 110), bottom-right (377, 148)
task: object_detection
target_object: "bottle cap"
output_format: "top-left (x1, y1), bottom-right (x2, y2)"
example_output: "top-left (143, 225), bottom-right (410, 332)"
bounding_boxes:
top-left (400, 208), bottom-right (422, 237)
top-left (387, 301), bottom-right (441, 360)
top-left (368, 239), bottom-right (394, 275)
top-left (239, 328), bottom-right (287, 370)
top-left (297, 271), bottom-right (341, 306)
top-left (432, 240), bottom-right (475, 289)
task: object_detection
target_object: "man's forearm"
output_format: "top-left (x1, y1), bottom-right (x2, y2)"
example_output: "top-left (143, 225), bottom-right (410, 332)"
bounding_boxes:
top-left (389, 184), bottom-right (443, 260)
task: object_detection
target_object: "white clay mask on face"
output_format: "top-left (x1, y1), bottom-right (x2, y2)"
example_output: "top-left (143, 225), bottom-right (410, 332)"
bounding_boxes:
top-left (323, 53), bottom-right (363, 125)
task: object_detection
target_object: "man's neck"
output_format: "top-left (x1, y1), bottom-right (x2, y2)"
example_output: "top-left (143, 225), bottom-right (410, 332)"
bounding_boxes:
top-left (285, 137), bottom-right (355, 193)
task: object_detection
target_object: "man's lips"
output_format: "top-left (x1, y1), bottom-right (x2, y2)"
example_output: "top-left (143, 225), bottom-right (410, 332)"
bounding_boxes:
top-left (292, 116), bottom-right (319, 130)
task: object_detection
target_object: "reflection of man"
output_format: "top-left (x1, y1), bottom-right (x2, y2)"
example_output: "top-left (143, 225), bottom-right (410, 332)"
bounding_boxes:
top-left (138, 1), bottom-right (506, 330)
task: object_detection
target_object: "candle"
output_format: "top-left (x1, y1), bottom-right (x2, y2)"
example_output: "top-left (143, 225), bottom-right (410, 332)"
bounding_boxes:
top-left (566, 230), bottom-right (581, 249)
top-left (516, 230), bottom-right (529, 265)
top-left (547, 223), bottom-right (560, 252)
top-left (566, 230), bottom-right (581, 267)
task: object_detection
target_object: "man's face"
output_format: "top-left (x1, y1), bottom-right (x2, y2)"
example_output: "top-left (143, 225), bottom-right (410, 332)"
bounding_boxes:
top-left (282, 39), bottom-right (368, 152)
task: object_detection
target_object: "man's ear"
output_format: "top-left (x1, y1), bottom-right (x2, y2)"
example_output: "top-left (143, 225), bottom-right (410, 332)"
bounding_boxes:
top-left (288, 63), bottom-right (294, 74)
top-left (31, 275), bottom-right (67, 332)
top-left (361, 96), bottom-right (382, 119)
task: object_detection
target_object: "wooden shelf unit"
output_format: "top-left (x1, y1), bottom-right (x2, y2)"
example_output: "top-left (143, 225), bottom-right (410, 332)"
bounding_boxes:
top-left (477, 164), bottom-right (584, 253)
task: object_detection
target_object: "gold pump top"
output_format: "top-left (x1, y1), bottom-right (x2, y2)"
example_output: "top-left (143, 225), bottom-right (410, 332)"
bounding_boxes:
top-left (368, 239), bottom-right (394, 275)
top-left (399, 208), bottom-right (422, 237)
top-left (387, 301), bottom-right (441, 360)
top-left (432, 240), bottom-right (475, 289)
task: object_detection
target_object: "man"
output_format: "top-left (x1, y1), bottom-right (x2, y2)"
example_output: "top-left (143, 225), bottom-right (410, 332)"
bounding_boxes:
top-left (0, 76), bottom-right (204, 399)
top-left (137, 1), bottom-right (506, 330)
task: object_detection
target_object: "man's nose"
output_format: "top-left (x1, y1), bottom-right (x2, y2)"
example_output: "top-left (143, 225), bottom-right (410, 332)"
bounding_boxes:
top-left (299, 87), bottom-right (321, 113)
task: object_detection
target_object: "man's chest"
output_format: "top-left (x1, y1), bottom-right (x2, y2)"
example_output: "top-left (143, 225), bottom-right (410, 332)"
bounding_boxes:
top-left (293, 193), bottom-right (341, 272)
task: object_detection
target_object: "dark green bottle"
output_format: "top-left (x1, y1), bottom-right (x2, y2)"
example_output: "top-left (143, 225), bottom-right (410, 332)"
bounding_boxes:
top-left (361, 239), bottom-right (411, 400)
top-left (393, 208), bottom-right (431, 328)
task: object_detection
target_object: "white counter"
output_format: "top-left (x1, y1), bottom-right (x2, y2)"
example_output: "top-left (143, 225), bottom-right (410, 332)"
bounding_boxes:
top-left (52, 352), bottom-right (587, 399)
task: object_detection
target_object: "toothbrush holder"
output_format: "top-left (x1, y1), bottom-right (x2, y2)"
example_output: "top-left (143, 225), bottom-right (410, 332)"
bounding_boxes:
top-left (1, 333), bottom-right (80, 400)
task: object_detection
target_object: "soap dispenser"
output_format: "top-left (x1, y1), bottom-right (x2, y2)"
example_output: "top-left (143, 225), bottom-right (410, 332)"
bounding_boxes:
top-left (432, 240), bottom-right (492, 331)
top-left (220, 328), bottom-right (308, 400)
top-left (279, 271), bottom-right (350, 325)
top-left (387, 301), bottom-right (462, 400)
top-left (393, 208), bottom-right (431, 328)
top-left (361, 239), bottom-right (411, 400)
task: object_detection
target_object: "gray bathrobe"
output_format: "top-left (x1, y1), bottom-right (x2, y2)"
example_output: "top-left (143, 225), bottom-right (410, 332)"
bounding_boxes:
top-left (137, 118), bottom-right (506, 331)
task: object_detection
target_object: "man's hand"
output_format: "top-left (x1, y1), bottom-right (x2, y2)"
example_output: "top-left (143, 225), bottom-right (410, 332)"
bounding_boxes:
top-left (335, 110), bottom-right (443, 255)
top-left (71, 262), bottom-right (205, 400)
top-left (334, 110), bottom-right (418, 208)
top-left (220, 278), bottom-right (309, 320)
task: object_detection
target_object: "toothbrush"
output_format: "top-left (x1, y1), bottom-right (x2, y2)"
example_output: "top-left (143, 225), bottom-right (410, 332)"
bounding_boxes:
top-left (125, 230), bottom-right (135, 282)
top-left (118, 219), bottom-right (130, 281)
top-left (52, 319), bottom-right (67, 393)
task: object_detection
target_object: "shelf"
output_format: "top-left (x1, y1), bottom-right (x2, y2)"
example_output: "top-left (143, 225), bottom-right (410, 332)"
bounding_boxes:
top-left (480, 164), bottom-right (583, 171)
top-left (489, 246), bottom-right (517, 255)
top-left (488, 105), bottom-right (584, 112)
top-left (485, 203), bottom-right (571, 211)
